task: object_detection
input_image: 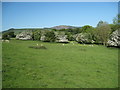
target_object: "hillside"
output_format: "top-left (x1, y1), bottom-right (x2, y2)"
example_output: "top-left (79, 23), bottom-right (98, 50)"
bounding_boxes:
top-left (2, 28), bottom-right (42, 35)
top-left (51, 25), bottom-right (78, 30)
top-left (2, 25), bottom-right (81, 35)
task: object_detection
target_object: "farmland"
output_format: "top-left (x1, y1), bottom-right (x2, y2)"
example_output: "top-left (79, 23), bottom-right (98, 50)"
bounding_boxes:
top-left (2, 40), bottom-right (118, 88)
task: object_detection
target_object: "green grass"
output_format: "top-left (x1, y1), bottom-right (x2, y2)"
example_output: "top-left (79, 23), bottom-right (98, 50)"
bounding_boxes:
top-left (2, 40), bottom-right (118, 88)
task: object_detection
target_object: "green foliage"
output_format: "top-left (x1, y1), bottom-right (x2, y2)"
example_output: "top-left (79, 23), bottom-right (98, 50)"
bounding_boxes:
top-left (96, 22), bottom-right (111, 45)
top-left (2, 33), bottom-right (10, 40)
top-left (72, 28), bottom-right (82, 34)
top-left (8, 32), bottom-right (16, 38)
top-left (59, 29), bottom-right (66, 31)
top-left (77, 33), bottom-right (94, 44)
top-left (2, 32), bottom-right (16, 40)
top-left (80, 25), bottom-right (97, 43)
top-left (109, 14), bottom-right (120, 33)
top-left (97, 21), bottom-right (108, 27)
top-left (113, 14), bottom-right (120, 25)
top-left (65, 32), bottom-right (74, 41)
top-left (109, 24), bottom-right (120, 33)
top-left (3, 15), bottom-right (119, 45)
top-left (65, 28), bottom-right (82, 35)
top-left (97, 21), bottom-right (104, 27)
top-left (82, 25), bottom-right (93, 33)
top-left (52, 29), bottom-right (57, 31)
top-left (44, 31), bottom-right (56, 42)
top-left (32, 30), bottom-right (41, 40)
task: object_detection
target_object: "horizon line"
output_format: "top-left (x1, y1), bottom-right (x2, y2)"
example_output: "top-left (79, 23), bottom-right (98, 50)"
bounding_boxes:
top-left (2, 24), bottom-right (97, 31)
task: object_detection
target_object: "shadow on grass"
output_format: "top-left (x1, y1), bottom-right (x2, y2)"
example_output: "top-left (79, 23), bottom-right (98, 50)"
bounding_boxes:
top-left (29, 46), bottom-right (47, 49)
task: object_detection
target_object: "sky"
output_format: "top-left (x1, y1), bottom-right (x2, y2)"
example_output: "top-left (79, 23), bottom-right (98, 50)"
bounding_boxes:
top-left (2, 2), bottom-right (118, 31)
top-left (2, 0), bottom-right (120, 2)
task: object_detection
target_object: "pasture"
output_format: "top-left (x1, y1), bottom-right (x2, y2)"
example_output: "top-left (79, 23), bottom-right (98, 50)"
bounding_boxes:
top-left (2, 40), bottom-right (118, 88)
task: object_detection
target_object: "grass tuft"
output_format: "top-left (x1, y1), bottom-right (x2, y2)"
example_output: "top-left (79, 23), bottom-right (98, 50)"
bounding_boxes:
top-left (29, 45), bottom-right (47, 49)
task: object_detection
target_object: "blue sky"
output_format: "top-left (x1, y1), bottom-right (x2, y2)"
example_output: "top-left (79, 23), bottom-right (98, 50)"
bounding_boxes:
top-left (2, 2), bottom-right (118, 30)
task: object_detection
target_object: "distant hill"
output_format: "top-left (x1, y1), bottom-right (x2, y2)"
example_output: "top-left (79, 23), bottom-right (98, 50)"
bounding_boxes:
top-left (2, 25), bottom-right (81, 35)
top-left (51, 25), bottom-right (78, 30)
top-left (2, 28), bottom-right (42, 35)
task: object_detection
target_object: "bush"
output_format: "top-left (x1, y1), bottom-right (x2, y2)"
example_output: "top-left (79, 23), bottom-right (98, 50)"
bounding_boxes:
top-left (8, 32), bottom-right (16, 38)
top-left (2, 33), bottom-right (10, 40)
top-left (65, 28), bottom-right (82, 35)
top-left (109, 24), bottom-right (120, 33)
top-left (2, 32), bottom-right (16, 40)
top-left (44, 31), bottom-right (56, 42)
top-left (32, 30), bottom-right (41, 40)
top-left (76, 33), bottom-right (94, 44)
top-left (65, 32), bottom-right (74, 41)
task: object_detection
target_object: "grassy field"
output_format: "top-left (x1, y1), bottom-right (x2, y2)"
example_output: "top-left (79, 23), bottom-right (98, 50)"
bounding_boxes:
top-left (2, 40), bottom-right (118, 88)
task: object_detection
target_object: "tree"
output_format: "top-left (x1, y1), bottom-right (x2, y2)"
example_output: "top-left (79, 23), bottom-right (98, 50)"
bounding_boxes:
top-left (97, 20), bottom-right (108, 27)
top-left (113, 14), bottom-right (120, 25)
top-left (8, 32), bottom-right (16, 38)
top-left (32, 30), bottom-right (41, 40)
top-left (65, 32), bottom-right (74, 41)
top-left (2, 31), bottom-right (16, 40)
top-left (82, 25), bottom-right (93, 33)
top-left (52, 29), bottom-right (57, 31)
top-left (72, 28), bottom-right (82, 34)
top-left (109, 24), bottom-right (120, 33)
top-left (97, 21), bottom-right (104, 27)
top-left (65, 28), bottom-right (82, 35)
top-left (109, 15), bottom-right (120, 34)
top-left (96, 21), bottom-right (111, 46)
top-left (2, 33), bottom-right (10, 40)
top-left (44, 31), bottom-right (56, 42)
top-left (76, 33), bottom-right (94, 44)
top-left (81, 25), bottom-right (96, 42)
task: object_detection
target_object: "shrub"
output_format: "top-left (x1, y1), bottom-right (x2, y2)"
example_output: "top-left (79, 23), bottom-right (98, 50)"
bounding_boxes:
top-left (65, 32), bottom-right (74, 41)
top-left (32, 30), bottom-right (41, 40)
top-left (2, 32), bottom-right (16, 40)
top-left (76, 33), bottom-right (94, 44)
top-left (8, 32), bottom-right (16, 38)
top-left (2, 33), bottom-right (10, 40)
top-left (44, 31), bottom-right (56, 42)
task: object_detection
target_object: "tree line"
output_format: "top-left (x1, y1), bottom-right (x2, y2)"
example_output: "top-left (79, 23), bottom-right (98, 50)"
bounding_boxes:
top-left (2, 15), bottom-right (120, 46)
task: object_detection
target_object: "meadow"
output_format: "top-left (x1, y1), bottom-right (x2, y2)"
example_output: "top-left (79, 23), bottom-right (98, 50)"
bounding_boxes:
top-left (2, 40), bottom-right (118, 88)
